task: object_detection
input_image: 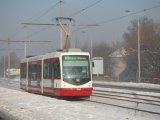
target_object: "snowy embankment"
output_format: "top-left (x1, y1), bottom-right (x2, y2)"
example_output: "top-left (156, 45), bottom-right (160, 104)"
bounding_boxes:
top-left (93, 81), bottom-right (160, 90)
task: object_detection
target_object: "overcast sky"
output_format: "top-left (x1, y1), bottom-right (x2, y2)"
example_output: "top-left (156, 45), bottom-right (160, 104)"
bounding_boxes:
top-left (0, 0), bottom-right (160, 59)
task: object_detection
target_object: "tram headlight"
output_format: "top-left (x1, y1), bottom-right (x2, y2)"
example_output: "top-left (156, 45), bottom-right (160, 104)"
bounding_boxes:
top-left (67, 76), bottom-right (71, 79)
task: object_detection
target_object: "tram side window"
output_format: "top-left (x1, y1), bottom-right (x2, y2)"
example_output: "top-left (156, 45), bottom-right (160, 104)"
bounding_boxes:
top-left (28, 64), bottom-right (41, 80)
top-left (43, 61), bottom-right (60, 79)
top-left (43, 62), bottom-right (53, 79)
top-left (28, 65), bottom-right (32, 80)
top-left (28, 65), bottom-right (35, 80)
top-left (43, 63), bottom-right (50, 78)
top-left (36, 65), bottom-right (41, 79)
top-left (49, 62), bottom-right (53, 78)
top-left (43, 63), bottom-right (47, 78)
top-left (21, 64), bottom-right (27, 78)
top-left (53, 61), bottom-right (60, 79)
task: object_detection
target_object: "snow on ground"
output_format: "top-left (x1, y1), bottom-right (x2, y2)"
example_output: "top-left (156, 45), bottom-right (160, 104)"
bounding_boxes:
top-left (0, 86), bottom-right (160, 120)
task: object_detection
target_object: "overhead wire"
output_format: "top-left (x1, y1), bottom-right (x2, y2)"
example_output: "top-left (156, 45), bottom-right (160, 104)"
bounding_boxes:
top-left (64, 0), bottom-right (104, 33)
top-left (26, 26), bottom-right (53, 55)
top-left (69, 0), bottom-right (103, 17)
top-left (25, 1), bottom-right (59, 22)
top-left (20, 26), bottom-right (53, 42)
top-left (65, 1), bottom-right (98, 24)
top-left (73, 4), bottom-right (160, 33)
top-left (98, 4), bottom-right (160, 25)
top-left (12, 1), bottom-right (60, 42)
top-left (9, 2), bottom-right (160, 45)
top-left (0, 1), bottom-right (58, 56)
top-left (14, 0), bottom-right (103, 42)
top-left (31, 1), bottom-right (60, 22)
top-left (12, 2), bottom-right (62, 55)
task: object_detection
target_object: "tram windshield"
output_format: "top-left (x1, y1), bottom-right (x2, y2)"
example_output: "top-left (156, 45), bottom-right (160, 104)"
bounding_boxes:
top-left (62, 55), bottom-right (91, 85)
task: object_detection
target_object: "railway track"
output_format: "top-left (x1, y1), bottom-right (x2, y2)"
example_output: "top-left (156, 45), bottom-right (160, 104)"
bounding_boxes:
top-left (90, 89), bottom-right (160, 115)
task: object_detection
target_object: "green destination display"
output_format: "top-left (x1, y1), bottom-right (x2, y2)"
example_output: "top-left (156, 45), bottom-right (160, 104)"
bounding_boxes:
top-left (63, 55), bottom-right (88, 61)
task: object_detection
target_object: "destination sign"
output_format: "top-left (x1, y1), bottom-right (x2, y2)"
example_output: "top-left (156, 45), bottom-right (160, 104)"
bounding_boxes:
top-left (63, 55), bottom-right (88, 61)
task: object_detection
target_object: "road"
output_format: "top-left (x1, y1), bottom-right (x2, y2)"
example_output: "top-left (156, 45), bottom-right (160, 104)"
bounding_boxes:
top-left (0, 78), bottom-right (160, 120)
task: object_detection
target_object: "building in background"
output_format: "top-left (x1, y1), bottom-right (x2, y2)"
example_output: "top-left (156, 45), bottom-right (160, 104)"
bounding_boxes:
top-left (92, 57), bottom-right (104, 76)
top-left (6, 68), bottom-right (20, 79)
top-left (109, 47), bottom-right (127, 81)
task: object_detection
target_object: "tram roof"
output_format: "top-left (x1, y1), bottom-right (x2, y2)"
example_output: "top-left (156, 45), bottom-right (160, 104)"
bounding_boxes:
top-left (21, 48), bottom-right (90, 63)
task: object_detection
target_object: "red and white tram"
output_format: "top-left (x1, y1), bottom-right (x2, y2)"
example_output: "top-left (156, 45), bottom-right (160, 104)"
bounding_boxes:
top-left (20, 49), bottom-right (93, 97)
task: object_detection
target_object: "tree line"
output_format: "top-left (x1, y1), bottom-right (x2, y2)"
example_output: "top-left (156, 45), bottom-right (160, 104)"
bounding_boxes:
top-left (81, 16), bottom-right (160, 83)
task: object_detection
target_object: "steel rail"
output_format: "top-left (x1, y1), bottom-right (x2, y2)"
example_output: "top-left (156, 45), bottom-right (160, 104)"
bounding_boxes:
top-left (93, 91), bottom-right (160, 105)
top-left (94, 89), bottom-right (160, 99)
top-left (89, 89), bottom-right (160, 115)
top-left (92, 93), bottom-right (160, 106)
top-left (88, 99), bottom-right (160, 115)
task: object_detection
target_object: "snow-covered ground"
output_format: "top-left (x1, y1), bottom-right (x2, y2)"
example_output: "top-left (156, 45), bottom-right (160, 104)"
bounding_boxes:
top-left (0, 84), bottom-right (160, 120)
top-left (0, 78), bottom-right (160, 120)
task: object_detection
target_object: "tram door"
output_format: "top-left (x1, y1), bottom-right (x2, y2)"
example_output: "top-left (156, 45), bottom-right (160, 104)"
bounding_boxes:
top-left (51, 62), bottom-right (55, 95)
top-left (51, 61), bottom-right (60, 96)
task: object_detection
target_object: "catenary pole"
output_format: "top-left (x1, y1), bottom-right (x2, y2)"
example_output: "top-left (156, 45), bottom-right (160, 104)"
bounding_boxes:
top-left (60, 0), bottom-right (63, 49)
top-left (7, 38), bottom-right (10, 80)
top-left (138, 16), bottom-right (141, 83)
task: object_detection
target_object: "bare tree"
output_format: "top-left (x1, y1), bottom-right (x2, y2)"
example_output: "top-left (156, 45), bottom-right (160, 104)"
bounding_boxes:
top-left (80, 40), bottom-right (122, 76)
top-left (123, 16), bottom-right (160, 83)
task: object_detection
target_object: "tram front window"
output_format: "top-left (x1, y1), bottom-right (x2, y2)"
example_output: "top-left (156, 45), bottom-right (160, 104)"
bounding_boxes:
top-left (62, 55), bottom-right (91, 85)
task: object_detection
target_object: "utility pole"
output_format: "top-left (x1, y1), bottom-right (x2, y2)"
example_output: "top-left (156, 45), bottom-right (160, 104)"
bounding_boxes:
top-left (91, 39), bottom-right (93, 59)
top-left (7, 38), bottom-right (10, 80)
top-left (3, 56), bottom-right (6, 79)
top-left (21, 0), bottom-right (98, 50)
top-left (0, 47), bottom-right (23, 79)
top-left (0, 39), bottom-right (50, 59)
top-left (138, 16), bottom-right (141, 83)
top-left (125, 10), bottom-right (141, 83)
top-left (59, 0), bottom-right (63, 49)
top-left (24, 25), bottom-right (28, 58)
top-left (0, 48), bottom-right (23, 80)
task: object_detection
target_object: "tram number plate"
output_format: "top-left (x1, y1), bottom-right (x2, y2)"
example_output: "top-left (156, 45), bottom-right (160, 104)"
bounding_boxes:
top-left (76, 88), bottom-right (81, 91)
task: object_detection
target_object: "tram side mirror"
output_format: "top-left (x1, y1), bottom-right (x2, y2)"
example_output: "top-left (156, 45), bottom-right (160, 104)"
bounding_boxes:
top-left (92, 61), bottom-right (95, 67)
